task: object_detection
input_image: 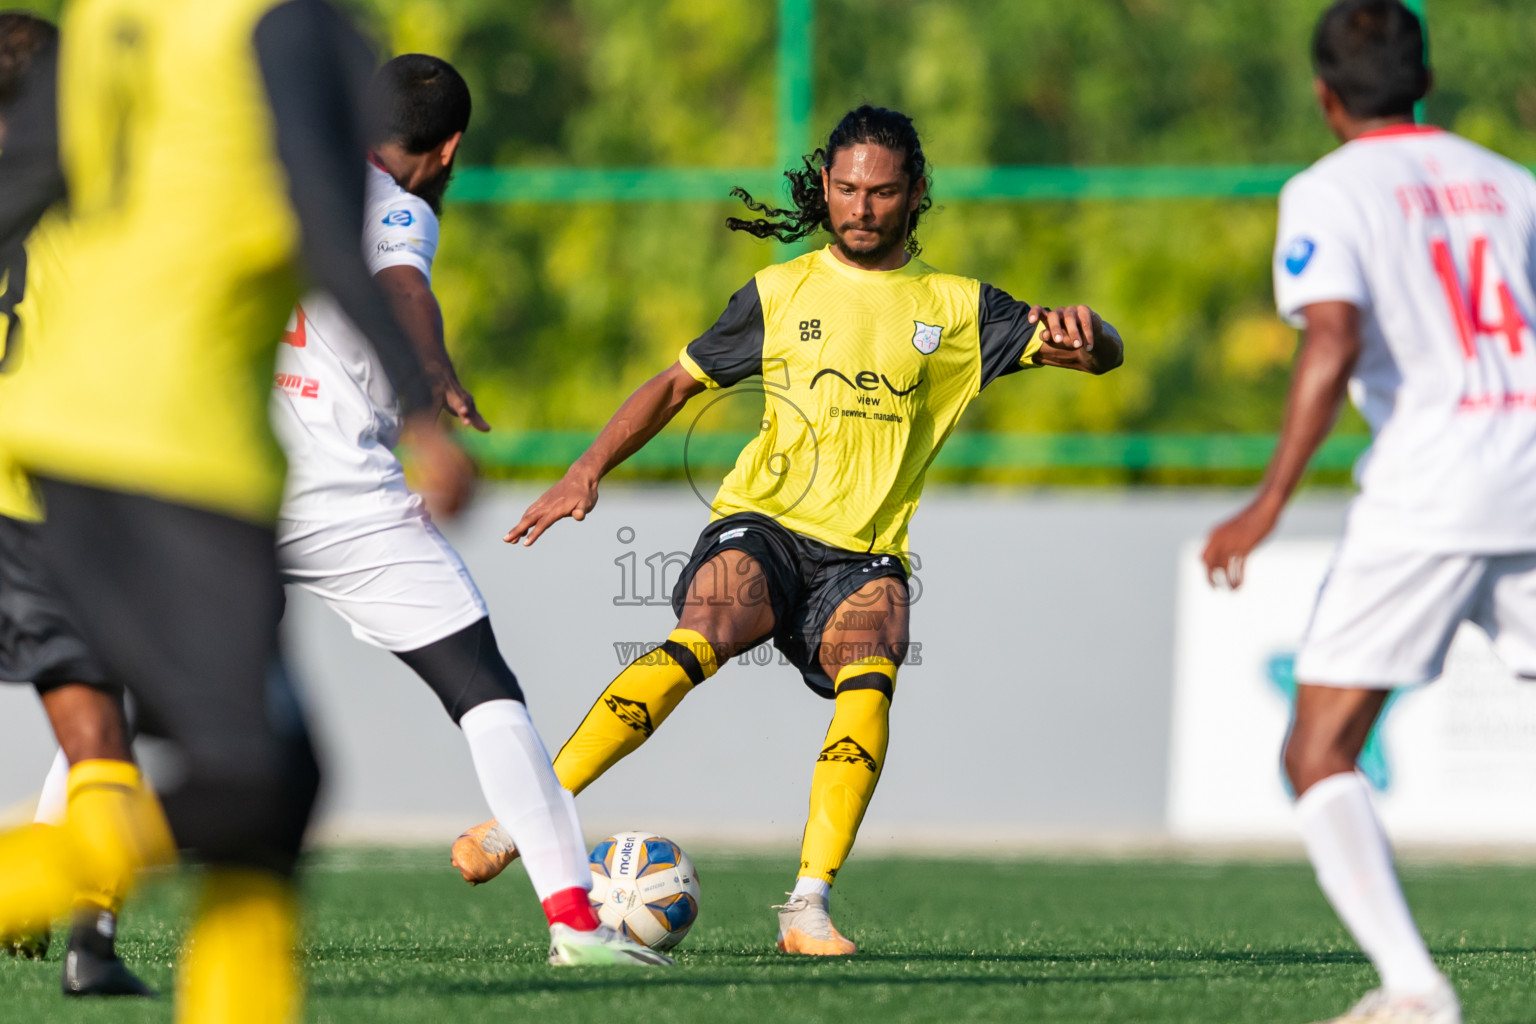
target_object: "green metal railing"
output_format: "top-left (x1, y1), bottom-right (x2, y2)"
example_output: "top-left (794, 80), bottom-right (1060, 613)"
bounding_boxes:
top-left (449, 0), bottom-right (1422, 473)
top-left (460, 430), bottom-right (1370, 474)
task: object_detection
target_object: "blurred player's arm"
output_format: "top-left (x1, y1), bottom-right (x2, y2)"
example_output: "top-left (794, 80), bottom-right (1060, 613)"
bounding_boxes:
top-left (374, 264), bottom-right (489, 431)
top-left (1202, 300), bottom-right (1360, 588)
top-left (505, 280), bottom-right (763, 545)
top-left (0, 34), bottom-right (63, 254)
top-left (252, 0), bottom-right (471, 514)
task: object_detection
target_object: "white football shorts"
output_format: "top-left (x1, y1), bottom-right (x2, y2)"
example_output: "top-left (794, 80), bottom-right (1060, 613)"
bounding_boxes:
top-left (1295, 536), bottom-right (1536, 687)
top-left (277, 507), bottom-right (488, 652)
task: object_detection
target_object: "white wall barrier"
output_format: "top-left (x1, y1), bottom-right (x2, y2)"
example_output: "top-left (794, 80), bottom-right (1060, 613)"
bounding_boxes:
top-left (0, 484), bottom-right (1440, 852)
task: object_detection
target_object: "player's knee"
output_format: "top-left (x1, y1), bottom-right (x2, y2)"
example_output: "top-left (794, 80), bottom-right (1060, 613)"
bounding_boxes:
top-left (37, 681), bottom-right (131, 762)
top-left (1281, 728), bottom-right (1343, 794)
top-left (395, 617), bottom-right (525, 725)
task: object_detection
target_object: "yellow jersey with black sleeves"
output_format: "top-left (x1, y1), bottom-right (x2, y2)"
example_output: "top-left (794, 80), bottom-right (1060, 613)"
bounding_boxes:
top-left (678, 245), bottom-right (1044, 558)
top-left (1, 0), bottom-right (302, 523)
top-left (0, 213), bottom-right (70, 523)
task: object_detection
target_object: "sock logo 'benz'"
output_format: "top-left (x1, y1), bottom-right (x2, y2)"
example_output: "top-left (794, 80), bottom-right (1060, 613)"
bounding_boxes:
top-left (816, 736), bottom-right (878, 772)
top-left (604, 695), bottom-right (655, 737)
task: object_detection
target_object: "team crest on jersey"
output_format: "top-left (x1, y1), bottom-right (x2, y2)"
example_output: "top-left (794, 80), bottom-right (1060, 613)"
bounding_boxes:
top-left (1283, 237), bottom-right (1316, 276)
top-left (817, 735), bottom-right (878, 772)
top-left (911, 320), bottom-right (944, 354)
top-left (605, 695), bottom-right (655, 737)
top-left (382, 209), bottom-right (415, 228)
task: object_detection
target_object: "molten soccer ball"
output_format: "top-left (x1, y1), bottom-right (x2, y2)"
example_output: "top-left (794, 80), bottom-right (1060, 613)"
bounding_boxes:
top-left (588, 831), bottom-right (700, 951)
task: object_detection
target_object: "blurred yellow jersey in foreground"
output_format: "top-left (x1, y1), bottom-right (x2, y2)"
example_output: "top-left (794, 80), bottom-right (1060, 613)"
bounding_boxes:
top-left (1, 0), bottom-right (302, 523)
top-left (0, 214), bottom-right (69, 523)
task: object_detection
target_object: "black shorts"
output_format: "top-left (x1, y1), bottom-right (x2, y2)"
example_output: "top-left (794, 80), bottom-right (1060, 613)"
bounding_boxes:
top-left (34, 478), bottom-right (318, 873)
top-left (670, 512), bottom-right (908, 697)
top-left (0, 513), bottom-right (110, 691)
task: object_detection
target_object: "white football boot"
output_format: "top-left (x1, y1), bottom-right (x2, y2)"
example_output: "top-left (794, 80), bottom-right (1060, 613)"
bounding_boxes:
top-left (547, 923), bottom-right (674, 967)
top-left (1309, 978), bottom-right (1461, 1024)
top-left (774, 893), bottom-right (857, 955)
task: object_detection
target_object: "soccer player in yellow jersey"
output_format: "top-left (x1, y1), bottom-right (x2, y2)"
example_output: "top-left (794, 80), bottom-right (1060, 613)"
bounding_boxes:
top-left (452, 105), bottom-right (1124, 953)
top-left (0, 14), bottom-right (156, 996)
top-left (0, 2), bottom-right (469, 1020)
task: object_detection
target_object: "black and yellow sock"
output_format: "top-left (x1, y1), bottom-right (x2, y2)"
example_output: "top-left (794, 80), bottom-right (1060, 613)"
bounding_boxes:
top-left (799, 658), bottom-right (897, 884)
top-left (178, 868), bottom-right (300, 1024)
top-left (552, 628), bottom-right (718, 794)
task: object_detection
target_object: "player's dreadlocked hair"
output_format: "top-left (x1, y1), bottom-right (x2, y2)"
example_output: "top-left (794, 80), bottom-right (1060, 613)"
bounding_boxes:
top-left (727, 105), bottom-right (933, 257)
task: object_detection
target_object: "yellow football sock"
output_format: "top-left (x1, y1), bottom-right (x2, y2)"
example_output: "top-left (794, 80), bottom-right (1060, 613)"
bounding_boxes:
top-left (67, 763), bottom-right (172, 916)
top-left (178, 868), bottom-right (301, 1024)
top-left (552, 628), bottom-right (717, 794)
top-left (0, 760), bottom-right (172, 934)
top-left (799, 658), bottom-right (897, 884)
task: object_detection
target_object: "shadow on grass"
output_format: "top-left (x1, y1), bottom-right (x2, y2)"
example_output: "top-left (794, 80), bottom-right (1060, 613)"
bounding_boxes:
top-left (311, 966), bottom-right (1201, 1000)
top-left (304, 941), bottom-right (1536, 969)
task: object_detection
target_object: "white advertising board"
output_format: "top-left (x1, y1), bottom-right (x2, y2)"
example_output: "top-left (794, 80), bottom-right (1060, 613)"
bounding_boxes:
top-left (1168, 539), bottom-right (1536, 843)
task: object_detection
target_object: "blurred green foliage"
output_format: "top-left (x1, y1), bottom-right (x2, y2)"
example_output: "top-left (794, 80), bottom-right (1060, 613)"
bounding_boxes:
top-left (349, 1), bottom-right (1534, 464)
top-left (22, 1), bottom-right (1536, 481)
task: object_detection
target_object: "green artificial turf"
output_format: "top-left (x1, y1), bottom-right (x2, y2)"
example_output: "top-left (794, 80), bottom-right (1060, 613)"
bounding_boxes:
top-left (4, 849), bottom-right (1535, 1023)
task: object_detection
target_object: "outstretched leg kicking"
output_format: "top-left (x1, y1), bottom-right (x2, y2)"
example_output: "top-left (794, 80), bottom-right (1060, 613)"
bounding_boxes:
top-left (451, 548), bottom-right (770, 882)
top-left (281, 510), bottom-right (670, 966)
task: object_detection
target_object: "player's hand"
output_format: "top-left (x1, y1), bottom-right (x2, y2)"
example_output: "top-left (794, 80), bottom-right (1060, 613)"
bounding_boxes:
top-left (1027, 305), bottom-right (1120, 373)
top-left (427, 361), bottom-right (491, 433)
top-left (443, 375), bottom-right (491, 433)
top-left (400, 412), bottom-right (476, 521)
top-left (1030, 304), bottom-right (1103, 353)
top-left (1202, 496), bottom-right (1282, 589)
top-left (504, 469), bottom-right (599, 546)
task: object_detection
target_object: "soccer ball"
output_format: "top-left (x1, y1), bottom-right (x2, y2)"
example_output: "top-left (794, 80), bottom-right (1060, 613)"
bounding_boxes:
top-left (588, 831), bottom-right (700, 951)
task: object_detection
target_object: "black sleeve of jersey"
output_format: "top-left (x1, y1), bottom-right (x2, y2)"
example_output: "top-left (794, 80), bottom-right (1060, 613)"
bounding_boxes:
top-left (252, 1), bottom-right (433, 416)
top-left (0, 36), bottom-right (65, 259)
top-left (977, 282), bottom-right (1041, 389)
top-left (685, 279), bottom-right (765, 388)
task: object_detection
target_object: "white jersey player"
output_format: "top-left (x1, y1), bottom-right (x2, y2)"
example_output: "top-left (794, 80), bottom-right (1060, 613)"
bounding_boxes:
top-left (1203, 3), bottom-right (1536, 1023)
top-left (272, 157), bottom-right (488, 652)
top-left (34, 54), bottom-right (669, 968)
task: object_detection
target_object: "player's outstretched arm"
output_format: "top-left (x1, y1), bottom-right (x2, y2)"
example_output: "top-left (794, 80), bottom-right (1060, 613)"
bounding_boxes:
top-left (375, 265), bottom-right (490, 432)
top-left (505, 362), bottom-right (706, 546)
top-left (1203, 300), bottom-right (1360, 589)
top-left (1027, 305), bottom-right (1123, 374)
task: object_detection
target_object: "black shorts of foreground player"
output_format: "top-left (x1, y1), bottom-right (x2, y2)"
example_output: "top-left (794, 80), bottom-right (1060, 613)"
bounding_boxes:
top-left (451, 104), bottom-right (1123, 955)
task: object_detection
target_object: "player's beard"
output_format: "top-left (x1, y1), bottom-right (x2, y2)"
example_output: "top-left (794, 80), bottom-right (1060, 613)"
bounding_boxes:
top-left (831, 212), bottom-right (908, 268)
top-left (414, 159), bottom-right (456, 216)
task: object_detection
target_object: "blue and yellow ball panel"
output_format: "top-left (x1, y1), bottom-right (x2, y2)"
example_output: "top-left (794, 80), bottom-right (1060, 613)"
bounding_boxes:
top-left (647, 892), bottom-right (699, 932)
top-left (589, 839), bottom-right (615, 878)
top-left (639, 839), bottom-right (681, 876)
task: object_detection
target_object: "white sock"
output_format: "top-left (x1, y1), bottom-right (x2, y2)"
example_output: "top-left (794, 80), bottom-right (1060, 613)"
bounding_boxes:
top-left (458, 699), bottom-right (590, 903)
top-left (792, 876), bottom-right (831, 902)
top-left (34, 749), bottom-right (69, 826)
top-left (1296, 772), bottom-right (1442, 996)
